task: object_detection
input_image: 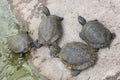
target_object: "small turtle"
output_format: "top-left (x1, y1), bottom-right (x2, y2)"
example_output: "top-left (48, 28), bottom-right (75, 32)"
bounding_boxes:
top-left (8, 23), bottom-right (39, 58)
top-left (37, 6), bottom-right (64, 56)
top-left (50, 42), bottom-right (97, 76)
top-left (78, 16), bottom-right (116, 49)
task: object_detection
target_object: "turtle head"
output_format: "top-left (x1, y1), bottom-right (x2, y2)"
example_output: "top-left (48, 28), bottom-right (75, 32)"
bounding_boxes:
top-left (42, 6), bottom-right (50, 16)
top-left (42, 6), bottom-right (64, 21)
top-left (78, 16), bottom-right (87, 26)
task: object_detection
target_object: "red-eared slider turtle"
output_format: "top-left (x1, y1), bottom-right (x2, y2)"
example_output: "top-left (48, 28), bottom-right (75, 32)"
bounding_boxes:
top-left (8, 23), bottom-right (40, 58)
top-left (78, 16), bottom-right (116, 49)
top-left (37, 6), bottom-right (64, 56)
top-left (50, 42), bottom-right (97, 76)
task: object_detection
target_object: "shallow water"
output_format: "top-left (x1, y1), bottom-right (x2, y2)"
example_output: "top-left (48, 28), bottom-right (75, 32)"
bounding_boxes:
top-left (0, 0), bottom-right (48, 80)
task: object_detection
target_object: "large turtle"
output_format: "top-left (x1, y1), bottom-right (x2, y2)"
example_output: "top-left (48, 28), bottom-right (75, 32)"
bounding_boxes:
top-left (78, 16), bottom-right (116, 49)
top-left (37, 6), bottom-right (64, 56)
top-left (50, 42), bottom-right (97, 76)
top-left (8, 23), bottom-right (39, 58)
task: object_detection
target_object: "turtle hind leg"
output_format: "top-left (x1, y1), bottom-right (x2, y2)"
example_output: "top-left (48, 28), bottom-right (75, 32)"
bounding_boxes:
top-left (94, 48), bottom-right (99, 52)
top-left (18, 52), bottom-right (23, 59)
top-left (71, 70), bottom-right (80, 76)
top-left (58, 17), bottom-right (64, 21)
top-left (111, 33), bottom-right (116, 40)
top-left (30, 40), bottom-right (43, 49)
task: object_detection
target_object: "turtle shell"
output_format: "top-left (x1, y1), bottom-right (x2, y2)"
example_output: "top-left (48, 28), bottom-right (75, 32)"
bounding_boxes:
top-left (38, 15), bottom-right (62, 45)
top-left (59, 42), bottom-right (97, 70)
top-left (8, 32), bottom-right (32, 53)
top-left (80, 20), bottom-right (112, 48)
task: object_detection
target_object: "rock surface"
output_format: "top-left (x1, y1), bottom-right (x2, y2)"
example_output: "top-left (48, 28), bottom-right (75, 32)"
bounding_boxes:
top-left (102, 66), bottom-right (120, 80)
top-left (8, 0), bottom-right (120, 80)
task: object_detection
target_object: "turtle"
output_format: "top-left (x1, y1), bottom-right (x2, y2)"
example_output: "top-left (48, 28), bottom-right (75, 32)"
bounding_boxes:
top-left (37, 6), bottom-right (64, 56)
top-left (50, 42), bottom-right (97, 76)
top-left (8, 23), bottom-right (40, 58)
top-left (78, 16), bottom-right (116, 49)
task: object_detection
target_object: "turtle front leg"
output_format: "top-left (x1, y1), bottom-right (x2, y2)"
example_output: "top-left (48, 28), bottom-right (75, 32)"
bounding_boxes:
top-left (71, 70), bottom-right (81, 77)
top-left (50, 42), bottom-right (61, 57)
